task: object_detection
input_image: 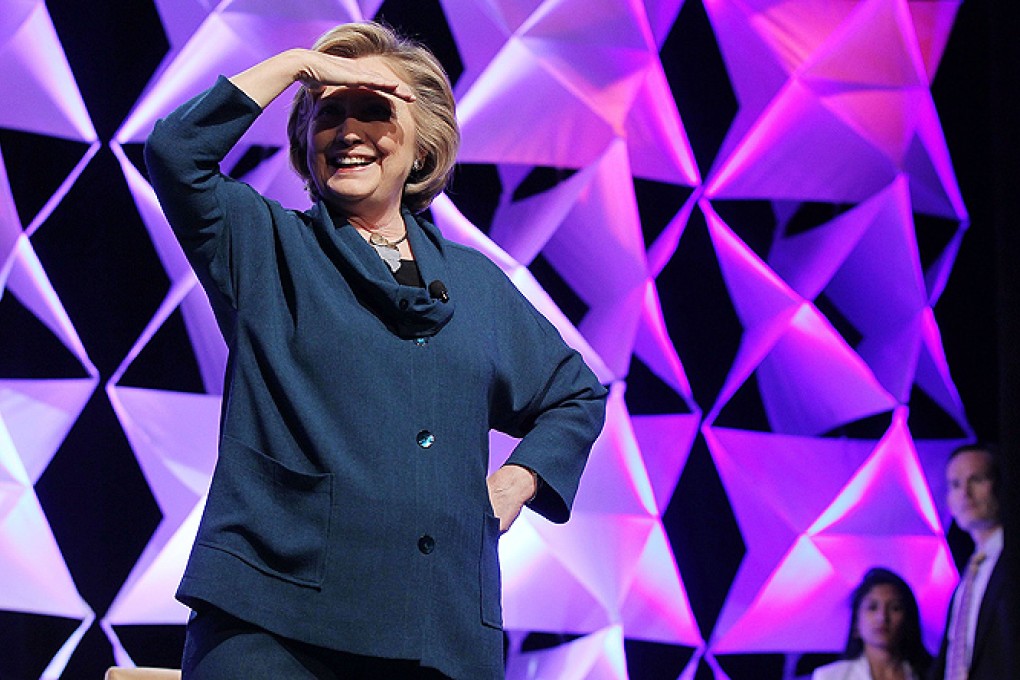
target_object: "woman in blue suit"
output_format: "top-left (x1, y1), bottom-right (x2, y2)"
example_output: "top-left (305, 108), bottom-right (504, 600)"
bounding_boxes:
top-left (145, 21), bottom-right (607, 680)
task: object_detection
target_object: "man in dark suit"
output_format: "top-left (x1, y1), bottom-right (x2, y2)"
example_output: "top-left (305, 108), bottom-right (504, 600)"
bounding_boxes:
top-left (930, 444), bottom-right (1009, 680)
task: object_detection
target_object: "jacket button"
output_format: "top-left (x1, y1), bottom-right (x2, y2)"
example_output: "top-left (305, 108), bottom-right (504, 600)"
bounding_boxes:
top-left (399, 299), bottom-right (410, 310)
top-left (416, 430), bottom-right (435, 448)
top-left (418, 535), bottom-right (435, 554)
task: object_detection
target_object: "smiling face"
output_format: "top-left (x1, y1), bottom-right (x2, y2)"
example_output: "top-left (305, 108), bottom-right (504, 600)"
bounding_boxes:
top-left (855, 583), bottom-right (906, 654)
top-left (306, 55), bottom-right (418, 222)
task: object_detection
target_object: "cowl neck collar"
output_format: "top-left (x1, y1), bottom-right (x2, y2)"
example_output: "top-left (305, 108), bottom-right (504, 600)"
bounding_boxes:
top-left (312, 204), bottom-right (455, 338)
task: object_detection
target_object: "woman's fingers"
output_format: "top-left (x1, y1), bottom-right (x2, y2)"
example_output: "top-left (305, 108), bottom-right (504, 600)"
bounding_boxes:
top-left (300, 54), bottom-right (415, 101)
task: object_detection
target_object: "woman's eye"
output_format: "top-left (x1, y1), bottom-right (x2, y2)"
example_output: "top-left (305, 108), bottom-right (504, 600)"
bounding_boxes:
top-left (315, 100), bottom-right (344, 118)
top-left (365, 104), bottom-right (391, 120)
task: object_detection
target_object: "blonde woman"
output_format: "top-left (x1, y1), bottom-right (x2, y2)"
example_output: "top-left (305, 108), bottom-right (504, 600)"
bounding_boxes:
top-left (145, 22), bottom-right (606, 680)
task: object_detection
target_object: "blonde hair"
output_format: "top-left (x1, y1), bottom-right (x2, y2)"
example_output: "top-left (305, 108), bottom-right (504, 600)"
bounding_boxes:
top-left (287, 22), bottom-right (460, 213)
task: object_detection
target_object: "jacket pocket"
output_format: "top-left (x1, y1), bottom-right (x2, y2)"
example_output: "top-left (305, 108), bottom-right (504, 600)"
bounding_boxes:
top-left (480, 513), bottom-right (503, 629)
top-left (198, 436), bottom-right (333, 587)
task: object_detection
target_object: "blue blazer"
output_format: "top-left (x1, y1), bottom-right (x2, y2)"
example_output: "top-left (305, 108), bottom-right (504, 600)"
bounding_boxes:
top-left (145, 77), bottom-right (607, 680)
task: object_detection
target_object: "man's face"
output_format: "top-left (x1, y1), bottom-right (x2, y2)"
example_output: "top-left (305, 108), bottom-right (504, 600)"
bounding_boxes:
top-left (946, 448), bottom-right (1000, 535)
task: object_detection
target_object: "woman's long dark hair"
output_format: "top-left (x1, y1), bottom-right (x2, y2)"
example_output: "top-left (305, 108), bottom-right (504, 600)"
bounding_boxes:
top-left (844, 567), bottom-right (932, 675)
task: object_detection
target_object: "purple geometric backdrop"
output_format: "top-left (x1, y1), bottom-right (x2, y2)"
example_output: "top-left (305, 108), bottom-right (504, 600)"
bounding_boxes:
top-left (0, 1), bottom-right (992, 678)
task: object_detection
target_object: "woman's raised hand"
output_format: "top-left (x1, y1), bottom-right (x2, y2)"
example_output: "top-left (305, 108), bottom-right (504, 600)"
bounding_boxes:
top-left (295, 50), bottom-right (416, 102)
top-left (229, 48), bottom-right (415, 109)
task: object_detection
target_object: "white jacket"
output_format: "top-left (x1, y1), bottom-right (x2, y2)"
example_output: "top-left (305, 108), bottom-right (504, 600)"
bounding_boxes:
top-left (811, 656), bottom-right (919, 680)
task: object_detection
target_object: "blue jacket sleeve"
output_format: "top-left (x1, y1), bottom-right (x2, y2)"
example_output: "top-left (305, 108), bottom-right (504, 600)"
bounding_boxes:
top-left (489, 274), bottom-right (608, 523)
top-left (143, 76), bottom-right (272, 315)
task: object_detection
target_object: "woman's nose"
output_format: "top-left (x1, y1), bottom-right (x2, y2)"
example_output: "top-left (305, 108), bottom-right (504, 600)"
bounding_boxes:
top-left (336, 121), bottom-right (362, 144)
top-left (338, 114), bottom-right (355, 131)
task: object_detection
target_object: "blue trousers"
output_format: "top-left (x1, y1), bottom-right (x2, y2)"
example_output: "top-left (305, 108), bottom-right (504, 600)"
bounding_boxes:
top-left (182, 605), bottom-right (451, 679)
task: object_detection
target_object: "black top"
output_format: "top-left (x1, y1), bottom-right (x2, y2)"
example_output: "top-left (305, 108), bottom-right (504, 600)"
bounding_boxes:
top-left (394, 259), bottom-right (424, 287)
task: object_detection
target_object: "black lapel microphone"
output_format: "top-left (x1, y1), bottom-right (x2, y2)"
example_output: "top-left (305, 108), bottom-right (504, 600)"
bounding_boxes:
top-left (428, 280), bottom-right (449, 303)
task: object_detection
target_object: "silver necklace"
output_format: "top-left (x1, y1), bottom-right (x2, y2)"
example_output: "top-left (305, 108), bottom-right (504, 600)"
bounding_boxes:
top-left (368, 231), bottom-right (407, 272)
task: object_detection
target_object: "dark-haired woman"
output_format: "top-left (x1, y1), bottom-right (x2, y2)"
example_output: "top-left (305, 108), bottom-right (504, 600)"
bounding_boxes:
top-left (812, 568), bottom-right (933, 680)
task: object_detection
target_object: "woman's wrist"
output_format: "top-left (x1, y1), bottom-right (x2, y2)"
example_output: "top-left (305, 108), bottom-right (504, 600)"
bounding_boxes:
top-left (525, 467), bottom-right (540, 503)
top-left (229, 49), bottom-right (309, 108)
